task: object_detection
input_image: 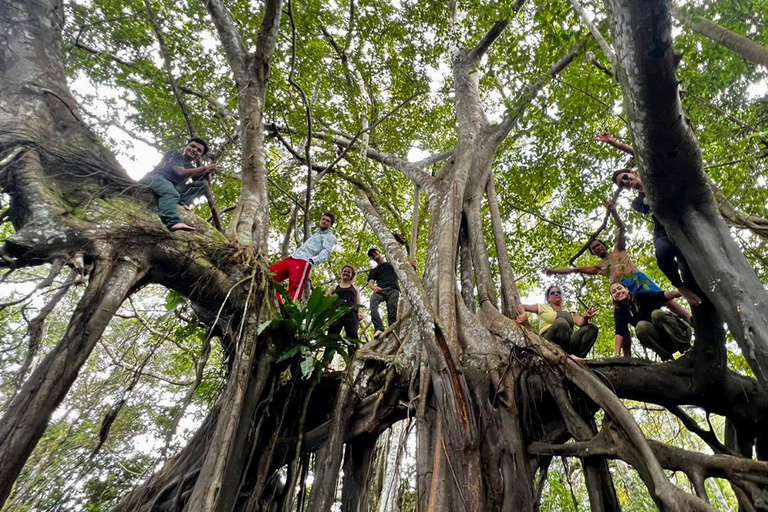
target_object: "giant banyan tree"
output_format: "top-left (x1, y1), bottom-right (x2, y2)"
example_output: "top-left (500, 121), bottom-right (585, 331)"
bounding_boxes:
top-left (2, 0), bottom-right (768, 510)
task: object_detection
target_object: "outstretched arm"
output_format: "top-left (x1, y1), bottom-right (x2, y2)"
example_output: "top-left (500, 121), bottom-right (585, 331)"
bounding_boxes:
top-left (606, 203), bottom-right (627, 251)
top-left (595, 133), bottom-right (635, 156)
top-left (516, 303), bottom-right (538, 324)
top-left (547, 265), bottom-right (605, 276)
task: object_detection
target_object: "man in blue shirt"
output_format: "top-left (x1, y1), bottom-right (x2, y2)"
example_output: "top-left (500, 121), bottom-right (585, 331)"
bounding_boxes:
top-left (140, 138), bottom-right (221, 232)
top-left (271, 213), bottom-right (337, 302)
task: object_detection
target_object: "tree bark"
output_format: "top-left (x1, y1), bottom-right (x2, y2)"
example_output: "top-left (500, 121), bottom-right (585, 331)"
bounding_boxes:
top-left (604, 0), bottom-right (768, 389)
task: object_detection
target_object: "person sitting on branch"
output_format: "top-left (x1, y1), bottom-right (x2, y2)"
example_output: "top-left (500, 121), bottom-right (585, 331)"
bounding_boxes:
top-left (327, 264), bottom-right (363, 340)
top-left (140, 138), bottom-right (222, 232)
top-left (367, 247), bottom-right (400, 339)
top-left (271, 213), bottom-right (337, 303)
top-left (609, 282), bottom-right (692, 360)
top-left (596, 132), bottom-right (702, 307)
top-left (516, 285), bottom-right (598, 358)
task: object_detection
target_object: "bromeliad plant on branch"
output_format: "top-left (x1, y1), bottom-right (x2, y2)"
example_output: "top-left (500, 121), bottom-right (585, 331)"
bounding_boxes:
top-left (2, 0), bottom-right (768, 510)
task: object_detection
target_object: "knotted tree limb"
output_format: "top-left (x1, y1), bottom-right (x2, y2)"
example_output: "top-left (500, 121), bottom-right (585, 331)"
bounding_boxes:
top-left (481, 305), bottom-right (714, 510)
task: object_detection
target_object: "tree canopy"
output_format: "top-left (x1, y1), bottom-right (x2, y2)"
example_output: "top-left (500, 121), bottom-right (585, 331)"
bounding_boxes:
top-left (1, 0), bottom-right (768, 510)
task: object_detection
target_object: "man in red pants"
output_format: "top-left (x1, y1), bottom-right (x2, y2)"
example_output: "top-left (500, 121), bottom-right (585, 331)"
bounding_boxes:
top-left (270, 213), bottom-right (337, 302)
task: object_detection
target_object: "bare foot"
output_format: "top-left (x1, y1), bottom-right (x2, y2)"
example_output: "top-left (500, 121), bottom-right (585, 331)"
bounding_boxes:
top-left (373, 330), bottom-right (384, 339)
top-left (678, 286), bottom-right (702, 307)
top-left (170, 223), bottom-right (196, 232)
top-left (181, 204), bottom-right (193, 211)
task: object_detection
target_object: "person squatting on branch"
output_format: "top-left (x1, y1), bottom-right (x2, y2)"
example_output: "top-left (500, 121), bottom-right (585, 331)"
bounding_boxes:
top-left (140, 138), bottom-right (222, 232)
top-left (596, 132), bottom-right (702, 307)
top-left (271, 213), bottom-right (337, 302)
top-left (327, 265), bottom-right (363, 339)
top-left (367, 247), bottom-right (400, 339)
top-left (610, 282), bottom-right (693, 360)
top-left (547, 203), bottom-right (691, 321)
top-left (516, 285), bottom-right (599, 358)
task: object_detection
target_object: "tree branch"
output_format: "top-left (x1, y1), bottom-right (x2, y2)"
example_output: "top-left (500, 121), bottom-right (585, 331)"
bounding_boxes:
top-left (671, 2), bottom-right (768, 68)
top-left (205, 0), bottom-right (248, 84)
top-left (495, 43), bottom-right (582, 142)
top-left (144, 0), bottom-right (197, 138)
top-left (568, 0), bottom-right (616, 69)
top-left (466, 20), bottom-right (509, 65)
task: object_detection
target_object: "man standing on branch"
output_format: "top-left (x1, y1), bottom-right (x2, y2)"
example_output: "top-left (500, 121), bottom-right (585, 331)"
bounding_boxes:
top-left (140, 138), bottom-right (222, 232)
top-left (367, 248), bottom-right (400, 338)
top-left (271, 213), bottom-right (337, 302)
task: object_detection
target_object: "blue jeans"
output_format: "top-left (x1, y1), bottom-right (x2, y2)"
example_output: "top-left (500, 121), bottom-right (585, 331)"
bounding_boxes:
top-left (140, 174), bottom-right (208, 228)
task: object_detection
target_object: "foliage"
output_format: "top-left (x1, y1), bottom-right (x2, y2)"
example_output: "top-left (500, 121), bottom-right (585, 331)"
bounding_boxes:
top-left (2, 0), bottom-right (768, 508)
top-left (267, 284), bottom-right (360, 378)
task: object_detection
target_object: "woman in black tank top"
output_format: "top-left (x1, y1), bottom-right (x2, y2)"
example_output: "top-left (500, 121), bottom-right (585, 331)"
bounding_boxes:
top-left (328, 265), bottom-right (363, 339)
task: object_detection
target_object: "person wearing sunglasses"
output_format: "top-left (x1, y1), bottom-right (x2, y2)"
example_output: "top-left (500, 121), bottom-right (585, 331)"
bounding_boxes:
top-left (610, 168), bottom-right (701, 307)
top-left (516, 285), bottom-right (599, 357)
top-left (546, 203), bottom-right (692, 321)
top-left (596, 133), bottom-right (702, 308)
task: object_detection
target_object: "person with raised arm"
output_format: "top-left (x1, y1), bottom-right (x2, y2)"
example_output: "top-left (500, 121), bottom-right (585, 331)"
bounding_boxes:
top-left (596, 133), bottom-right (702, 307)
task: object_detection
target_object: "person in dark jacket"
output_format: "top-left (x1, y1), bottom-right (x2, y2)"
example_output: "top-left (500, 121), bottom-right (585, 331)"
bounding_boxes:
top-left (328, 265), bottom-right (363, 339)
top-left (610, 282), bottom-right (692, 360)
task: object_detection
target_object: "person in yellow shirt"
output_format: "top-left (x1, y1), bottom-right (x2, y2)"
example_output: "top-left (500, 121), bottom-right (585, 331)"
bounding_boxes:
top-left (516, 285), bottom-right (598, 358)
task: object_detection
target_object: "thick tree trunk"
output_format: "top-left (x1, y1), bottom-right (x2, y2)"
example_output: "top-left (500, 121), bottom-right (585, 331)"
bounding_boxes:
top-left (604, 0), bottom-right (768, 389)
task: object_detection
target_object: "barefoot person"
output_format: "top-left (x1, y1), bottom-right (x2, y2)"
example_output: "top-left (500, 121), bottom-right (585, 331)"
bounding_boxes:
top-left (596, 132), bottom-right (702, 306)
top-left (140, 138), bottom-right (222, 232)
top-left (547, 203), bottom-right (691, 319)
top-left (547, 203), bottom-right (659, 292)
top-left (516, 285), bottom-right (598, 358)
top-left (271, 213), bottom-right (337, 302)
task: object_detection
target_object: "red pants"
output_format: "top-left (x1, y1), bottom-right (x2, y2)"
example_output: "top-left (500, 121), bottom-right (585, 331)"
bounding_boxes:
top-left (269, 257), bottom-right (312, 302)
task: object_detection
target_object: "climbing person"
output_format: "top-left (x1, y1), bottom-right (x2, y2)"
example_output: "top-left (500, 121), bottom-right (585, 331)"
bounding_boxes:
top-left (515, 285), bottom-right (599, 358)
top-left (327, 265), bottom-right (364, 339)
top-left (595, 132), bottom-right (702, 307)
top-left (547, 203), bottom-right (659, 293)
top-left (271, 213), bottom-right (337, 302)
top-left (547, 203), bottom-right (692, 320)
top-left (367, 247), bottom-right (400, 338)
top-left (140, 138), bottom-right (221, 232)
top-left (609, 282), bottom-right (692, 360)
top-left (611, 168), bottom-right (702, 307)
